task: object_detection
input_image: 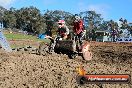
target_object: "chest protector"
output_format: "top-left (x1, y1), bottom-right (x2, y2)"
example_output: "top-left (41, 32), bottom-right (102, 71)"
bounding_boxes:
top-left (58, 27), bottom-right (66, 35)
top-left (73, 20), bottom-right (84, 34)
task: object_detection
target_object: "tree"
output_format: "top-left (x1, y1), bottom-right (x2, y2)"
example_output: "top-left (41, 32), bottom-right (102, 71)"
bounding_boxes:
top-left (43, 10), bottom-right (74, 35)
top-left (3, 7), bottom-right (17, 29)
top-left (80, 11), bottom-right (103, 40)
top-left (0, 6), bottom-right (7, 28)
top-left (80, 11), bottom-right (103, 31)
top-left (15, 6), bottom-right (46, 34)
top-left (119, 18), bottom-right (128, 29)
top-left (99, 21), bottom-right (109, 30)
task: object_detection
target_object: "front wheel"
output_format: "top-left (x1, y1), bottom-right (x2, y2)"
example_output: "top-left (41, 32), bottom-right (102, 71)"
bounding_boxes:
top-left (38, 42), bottom-right (49, 56)
top-left (68, 52), bottom-right (77, 59)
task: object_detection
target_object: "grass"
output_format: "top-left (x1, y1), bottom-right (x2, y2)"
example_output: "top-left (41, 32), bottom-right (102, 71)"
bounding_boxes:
top-left (2, 32), bottom-right (50, 48)
top-left (4, 32), bottom-right (39, 41)
top-left (4, 32), bottom-right (50, 42)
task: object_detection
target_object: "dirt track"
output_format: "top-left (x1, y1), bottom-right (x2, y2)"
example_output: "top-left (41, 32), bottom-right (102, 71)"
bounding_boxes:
top-left (0, 41), bottom-right (132, 88)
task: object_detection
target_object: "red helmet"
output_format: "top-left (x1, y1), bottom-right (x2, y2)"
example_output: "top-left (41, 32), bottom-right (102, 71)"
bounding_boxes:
top-left (57, 20), bottom-right (65, 24)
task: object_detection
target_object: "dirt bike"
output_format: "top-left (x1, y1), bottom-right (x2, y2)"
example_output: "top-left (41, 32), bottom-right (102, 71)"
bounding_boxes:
top-left (38, 35), bottom-right (61, 55)
top-left (38, 33), bottom-right (92, 61)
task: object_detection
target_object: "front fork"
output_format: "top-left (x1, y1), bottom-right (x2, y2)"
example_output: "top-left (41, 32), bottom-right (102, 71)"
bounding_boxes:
top-left (48, 36), bottom-right (60, 53)
top-left (74, 36), bottom-right (82, 52)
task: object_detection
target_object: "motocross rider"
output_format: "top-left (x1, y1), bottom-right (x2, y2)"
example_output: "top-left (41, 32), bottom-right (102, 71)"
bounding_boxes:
top-left (57, 20), bottom-right (69, 40)
top-left (73, 14), bottom-right (86, 47)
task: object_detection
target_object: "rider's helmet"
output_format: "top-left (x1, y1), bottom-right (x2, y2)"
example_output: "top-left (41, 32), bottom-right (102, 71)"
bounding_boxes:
top-left (57, 20), bottom-right (65, 28)
top-left (74, 14), bottom-right (81, 22)
top-left (58, 20), bottom-right (65, 24)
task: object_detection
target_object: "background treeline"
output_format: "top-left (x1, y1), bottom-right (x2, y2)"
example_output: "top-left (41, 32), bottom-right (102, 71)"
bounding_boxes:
top-left (0, 6), bottom-right (132, 36)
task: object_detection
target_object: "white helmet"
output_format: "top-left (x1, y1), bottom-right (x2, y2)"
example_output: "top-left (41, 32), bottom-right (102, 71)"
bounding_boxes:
top-left (75, 15), bottom-right (81, 22)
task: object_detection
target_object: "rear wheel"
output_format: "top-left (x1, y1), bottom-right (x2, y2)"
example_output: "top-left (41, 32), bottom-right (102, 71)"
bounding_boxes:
top-left (38, 42), bottom-right (49, 56)
top-left (68, 52), bottom-right (77, 59)
top-left (48, 43), bottom-right (55, 54)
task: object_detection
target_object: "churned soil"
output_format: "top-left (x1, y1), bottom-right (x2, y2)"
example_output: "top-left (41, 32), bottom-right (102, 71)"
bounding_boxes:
top-left (0, 41), bottom-right (132, 88)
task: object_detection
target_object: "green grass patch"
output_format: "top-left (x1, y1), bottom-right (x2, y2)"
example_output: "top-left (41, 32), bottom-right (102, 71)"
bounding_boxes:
top-left (3, 32), bottom-right (51, 48)
top-left (4, 33), bottom-right (38, 40)
top-left (4, 32), bottom-right (50, 42)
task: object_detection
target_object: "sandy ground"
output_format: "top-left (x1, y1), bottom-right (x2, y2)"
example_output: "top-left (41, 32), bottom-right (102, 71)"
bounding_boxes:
top-left (0, 41), bottom-right (132, 88)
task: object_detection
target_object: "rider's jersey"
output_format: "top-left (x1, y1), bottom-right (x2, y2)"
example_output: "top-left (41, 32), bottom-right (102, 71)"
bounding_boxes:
top-left (58, 26), bottom-right (69, 37)
top-left (73, 19), bottom-right (84, 34)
